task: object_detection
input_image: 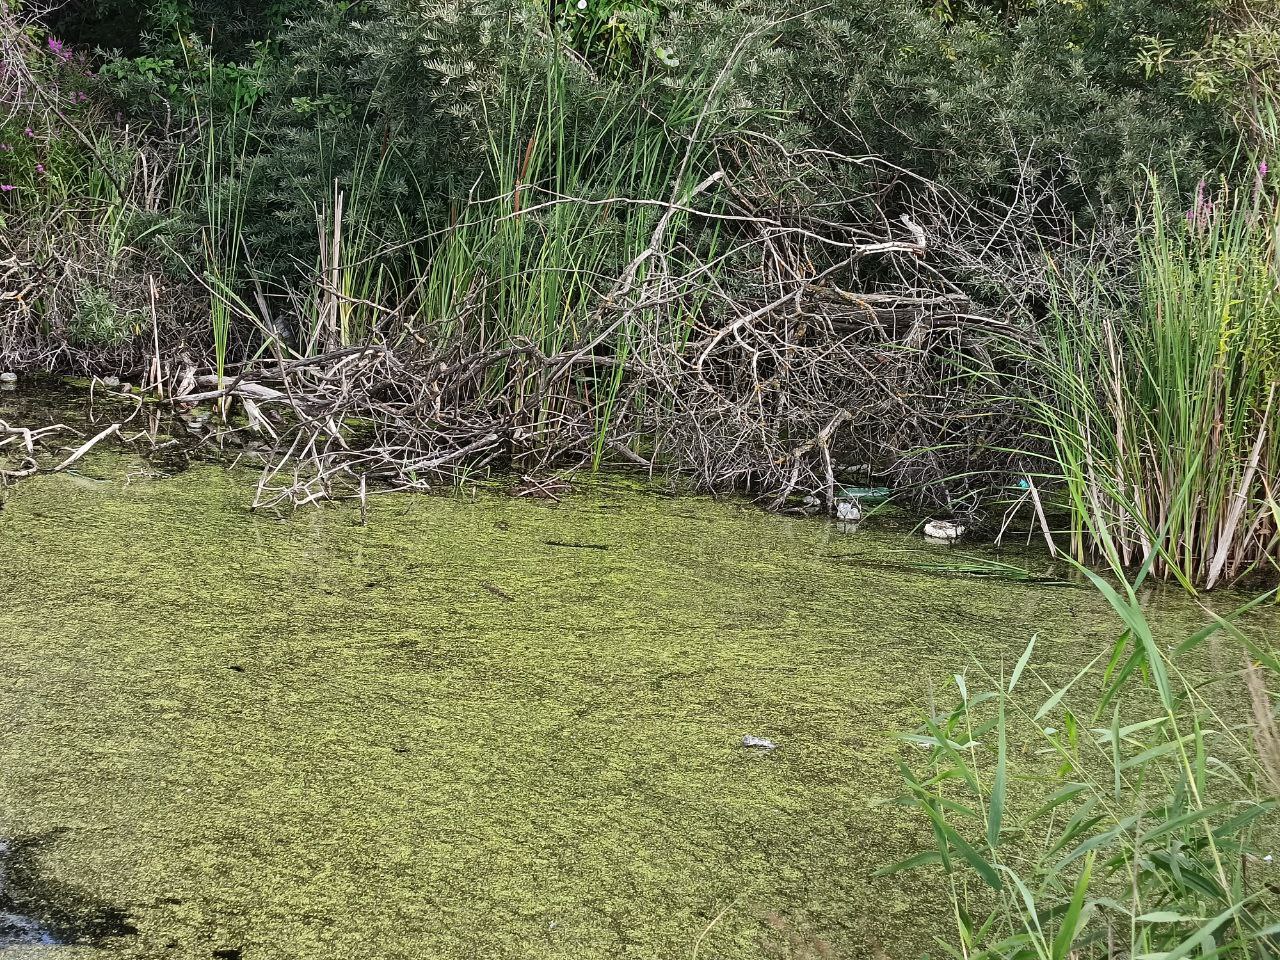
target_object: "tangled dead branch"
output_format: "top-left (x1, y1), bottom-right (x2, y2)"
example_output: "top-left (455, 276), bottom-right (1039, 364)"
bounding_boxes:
top-left (1, 0), bottom-right (1066, 518)
top-left (167, 139), bottom-right (1063, 518)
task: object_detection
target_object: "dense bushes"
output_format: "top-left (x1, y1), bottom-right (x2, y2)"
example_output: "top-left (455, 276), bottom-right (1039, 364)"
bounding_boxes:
top-left (248, 1), bottom-right (549, 268)
top-left (661, 0), bottom-right (1230, 213)
top-left (51, 0), bottom-right (1246, 278)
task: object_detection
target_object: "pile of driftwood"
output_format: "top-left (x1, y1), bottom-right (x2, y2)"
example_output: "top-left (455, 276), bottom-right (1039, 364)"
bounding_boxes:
top-left (1, 82), bottom-right (1060, 518)
top-left (133, 147), bottom-right (1055, 517)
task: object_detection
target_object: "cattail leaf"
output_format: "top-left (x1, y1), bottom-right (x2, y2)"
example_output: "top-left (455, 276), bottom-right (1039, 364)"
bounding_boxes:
top-left (987, 703), bottom-right (1006, 849)
top-left (1009, 635), bottom-right (1036, 693)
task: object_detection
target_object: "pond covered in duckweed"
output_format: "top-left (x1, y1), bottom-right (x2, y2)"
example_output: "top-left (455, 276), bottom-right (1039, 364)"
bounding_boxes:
top-left (1, 385), bottom-right (1275, 959)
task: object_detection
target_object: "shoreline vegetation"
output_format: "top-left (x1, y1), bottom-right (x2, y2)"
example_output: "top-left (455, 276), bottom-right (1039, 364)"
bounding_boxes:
top-left (1, 1), bottom-right (1277, 590)
top-left (2, 5), bottom-right (1277, 954)
top-left (888, 573), bottom-right (1280, 960)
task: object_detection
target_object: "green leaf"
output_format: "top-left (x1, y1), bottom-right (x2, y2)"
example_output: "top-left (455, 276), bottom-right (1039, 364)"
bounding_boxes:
top-left (1211, 800), bottom-right (1277, 839)
top-left (1117, 734), bottom-right (1196, 772)
top-left (1051, 851), bottom-right (1093, 960)
top-left (987, 702), bottom-right (1007, 849)
top-left (1049, 815), bottom-right (1138, 879)
top-left (1009, 635), bottom-right (1036, 693)
top-left (1078, 567), bottom-right (1173, 712)
top-left (1172, 589), bottom-right (1277, 657)
top-left (1035, 654), bottom-right (1102, 722)
top-left (1028, 783), bottom-right (1089, 823)
top-left (941, 822), bottom-right (1003, 891)
top-left (1155, 903), bottom-right (1238, 960)
top-left (1141, 803), bottom-right (1230, 843)
top-left (1110, 704), bottom-right (1122, 802)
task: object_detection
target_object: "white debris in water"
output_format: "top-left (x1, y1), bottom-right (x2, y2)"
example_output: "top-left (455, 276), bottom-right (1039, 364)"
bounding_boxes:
top-left (924, 519), bottom-right (965, 542)
top-left (742, 735), bottom-right (777, 751)
top-left (835, 500), bottom-right (861, 522)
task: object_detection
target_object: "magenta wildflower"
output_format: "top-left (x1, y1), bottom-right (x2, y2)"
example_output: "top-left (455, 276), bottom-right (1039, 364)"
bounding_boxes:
top-left (1, 185), bottom-right (15, 193)
top-left (47, 37), bottom-right (71, 61)
top-left (1261, 160), bottom-right (1270, 178)
top-left (23, 127), bottom-right (33, 137)
top-left (0, 144), bottom-right (9, 152)
top-left (35, 163), bottom-right (44, 174)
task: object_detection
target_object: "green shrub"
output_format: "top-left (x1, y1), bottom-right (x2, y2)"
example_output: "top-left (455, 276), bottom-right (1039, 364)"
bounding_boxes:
top-left (77, 0), bottom-right (1244, 281)
top-left (69, 284), bottom-right (142, 345)
top-left (658, 0), bottom-right (1230, 215)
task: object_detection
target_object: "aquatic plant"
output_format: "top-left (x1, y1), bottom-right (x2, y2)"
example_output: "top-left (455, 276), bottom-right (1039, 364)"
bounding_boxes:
top-left (1012, 172), bottom-right (1280, 590)
top-left (885, 572), bottom-right (1280, 960)
top-left (182, 37), bottom-right (263, 412)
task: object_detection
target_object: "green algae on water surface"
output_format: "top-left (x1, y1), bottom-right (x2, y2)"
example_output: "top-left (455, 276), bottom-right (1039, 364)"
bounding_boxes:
top-left (0, 450), bottom-right (1275, 959)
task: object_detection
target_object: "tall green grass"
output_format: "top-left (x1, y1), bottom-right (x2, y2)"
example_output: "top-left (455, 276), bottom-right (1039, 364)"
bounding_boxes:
top-left (202, 38), bottom-right (735, 465)
top-left (885, 573), bottom-right (1280, 960)
top-left (1019, 174), bottom-right (1280, 589)
top-left (413, 51), bottom-right (729, 458)
top-left (306, 144), bottom-right (409, 356)
top-left (179, 40), bottom-right (262, 407)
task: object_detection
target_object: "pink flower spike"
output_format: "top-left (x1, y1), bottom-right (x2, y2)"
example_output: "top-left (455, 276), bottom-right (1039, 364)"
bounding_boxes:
top-left (1, 185), bottom-right (16, 193)
top-left (1261, 160), bottom-right (1269, 177)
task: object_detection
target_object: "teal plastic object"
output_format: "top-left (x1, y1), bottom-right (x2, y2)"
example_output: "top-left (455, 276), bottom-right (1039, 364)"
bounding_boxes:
top-left (836, 485), bottom-right (894, 502)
